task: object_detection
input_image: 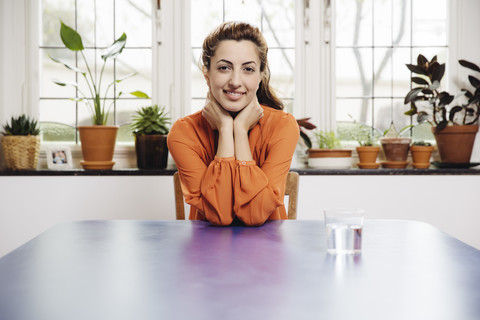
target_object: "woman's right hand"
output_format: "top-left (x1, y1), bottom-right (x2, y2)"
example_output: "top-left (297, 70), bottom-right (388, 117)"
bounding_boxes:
top-left (202, 92), bottom-right (233, 131)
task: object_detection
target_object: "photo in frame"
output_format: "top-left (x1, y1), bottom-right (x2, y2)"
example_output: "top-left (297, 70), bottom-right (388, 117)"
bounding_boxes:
top-left (46, 146), bottom-right (73, 170)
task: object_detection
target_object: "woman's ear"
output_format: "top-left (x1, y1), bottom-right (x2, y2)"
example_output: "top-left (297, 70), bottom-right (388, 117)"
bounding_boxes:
top-left (203, 66), bottom-right (210, 87)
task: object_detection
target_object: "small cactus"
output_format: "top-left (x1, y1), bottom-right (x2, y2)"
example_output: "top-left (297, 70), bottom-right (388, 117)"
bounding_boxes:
top-left (2, 115), bottom-right (40, 136)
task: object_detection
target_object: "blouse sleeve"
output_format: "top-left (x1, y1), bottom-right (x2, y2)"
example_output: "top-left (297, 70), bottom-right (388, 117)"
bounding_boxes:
top-left (233, 112), bottom-right (300, 226)
top-left (167, 119), bottom-right (236, 226)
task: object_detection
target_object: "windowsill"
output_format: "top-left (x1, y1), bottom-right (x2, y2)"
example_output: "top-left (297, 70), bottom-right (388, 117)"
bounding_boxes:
top-left (1, 166), bottom-right (479, 176)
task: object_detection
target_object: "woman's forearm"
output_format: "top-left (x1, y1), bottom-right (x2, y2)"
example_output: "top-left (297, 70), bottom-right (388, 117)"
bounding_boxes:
top-left (216, 123), bottom-right (235, 158)
top-left (233, 125), bottom-right (253, 161)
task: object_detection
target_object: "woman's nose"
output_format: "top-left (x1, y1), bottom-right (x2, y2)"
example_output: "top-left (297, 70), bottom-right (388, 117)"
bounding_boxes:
top-left (228, 70), bottom-right (241, 87)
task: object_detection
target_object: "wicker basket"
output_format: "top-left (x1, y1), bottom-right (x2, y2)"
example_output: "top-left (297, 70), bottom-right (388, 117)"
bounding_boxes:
top-left (1, 135), bottom-right (40, 170)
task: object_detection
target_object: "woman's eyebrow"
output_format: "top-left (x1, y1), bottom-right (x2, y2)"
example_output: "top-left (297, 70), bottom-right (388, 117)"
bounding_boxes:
top-left (215, 59), bottom-right (257, 66)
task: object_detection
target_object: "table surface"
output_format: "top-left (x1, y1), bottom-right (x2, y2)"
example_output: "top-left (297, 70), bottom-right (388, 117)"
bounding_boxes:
top-left (0, 219), bottom-right (479, 320)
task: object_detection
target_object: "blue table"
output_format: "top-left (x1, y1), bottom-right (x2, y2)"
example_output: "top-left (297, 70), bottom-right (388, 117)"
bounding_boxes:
top-left (0, 220), bottom-right (479, 320)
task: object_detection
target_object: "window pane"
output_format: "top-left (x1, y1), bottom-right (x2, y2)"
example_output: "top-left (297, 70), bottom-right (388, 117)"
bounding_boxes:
top-left (191, 0), bottom-right (223, 48)
top-left (269, 48), bottom-right (294, 99)
top-left (41, 0), bottom-right (75, 46)
top-left (412, 0), bottom-right (447, 46)
top-left (336, 48), bottom-right (373, 98)
top-left (39, 99), bottom-right (77, 143)
top-left (116, 0), bottom-right (152, 47)
top-left (76, 0), bottom-right (114, 48)
top-left (335, 0), bottom-right (448, 140)
top-left (336, 0), bottom-right (373, 47)
top-left (261, 0), bottom-right (295, 48)
top-left (224, 1), bottom-right (262, 26)
top-left (41, 48), bottom-right (76, 98)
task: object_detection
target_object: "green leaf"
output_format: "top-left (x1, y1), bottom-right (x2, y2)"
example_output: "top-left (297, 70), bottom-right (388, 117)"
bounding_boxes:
top-left (60, 21), bottom-right (84, 51)
top-left (52, 78), bottom-right (78, 87)
top-left (130, 91), bottom-right (150, 99)
top-left (116, 72), bottom-right (136, 83)
top-left (101, 33), bottom-right (127, 61)
top-left (50, 55), bottom-right (86, 74)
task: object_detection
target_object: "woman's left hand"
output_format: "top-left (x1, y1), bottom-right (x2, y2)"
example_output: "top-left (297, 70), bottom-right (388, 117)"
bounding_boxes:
top-left (234, 97), bottom-right (263, 132)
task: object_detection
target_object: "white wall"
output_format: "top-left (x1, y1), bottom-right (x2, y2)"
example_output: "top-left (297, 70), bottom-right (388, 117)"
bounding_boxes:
top-left (0, 175), bottom-right (479, 257)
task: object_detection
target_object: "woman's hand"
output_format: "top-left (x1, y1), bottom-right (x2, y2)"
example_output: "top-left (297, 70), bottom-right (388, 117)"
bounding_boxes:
top-left (233, 96), bottom-right (263, 132)
top-left (202, 92), bottom-right (233, 131)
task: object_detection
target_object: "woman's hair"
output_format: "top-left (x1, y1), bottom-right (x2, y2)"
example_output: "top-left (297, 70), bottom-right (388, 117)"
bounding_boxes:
top-left (201, 21), bottom-right (284, 110)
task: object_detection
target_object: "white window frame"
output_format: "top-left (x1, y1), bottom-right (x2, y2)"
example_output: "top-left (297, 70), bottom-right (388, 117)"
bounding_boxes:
top-left (2, 0), bottom-right (480, 168)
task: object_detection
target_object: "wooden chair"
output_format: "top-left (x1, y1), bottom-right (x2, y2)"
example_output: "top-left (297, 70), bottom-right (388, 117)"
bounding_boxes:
top-left (173, 171), bottom-right (299, 220)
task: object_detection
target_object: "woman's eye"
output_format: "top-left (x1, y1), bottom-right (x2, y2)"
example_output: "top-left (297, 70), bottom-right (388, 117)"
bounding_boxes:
top-left (244, 67), bottom-right (255, 72)
top-left (218, 65), bottom-right (230, 71)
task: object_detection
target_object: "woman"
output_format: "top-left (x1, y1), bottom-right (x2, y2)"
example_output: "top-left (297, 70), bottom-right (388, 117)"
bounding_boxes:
top-left (167, 21), bottom-right (299, 226)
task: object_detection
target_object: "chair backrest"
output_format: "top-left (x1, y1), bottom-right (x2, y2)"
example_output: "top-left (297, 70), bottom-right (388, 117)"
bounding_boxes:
top-left (173, 172), bottom-right (185, 220)
top-left (173, 171), bottom-right (299, 220)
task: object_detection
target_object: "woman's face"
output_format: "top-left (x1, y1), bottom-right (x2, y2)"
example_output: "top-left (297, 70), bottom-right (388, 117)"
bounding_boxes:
top-left (205, 40), bottom-right (262, 113)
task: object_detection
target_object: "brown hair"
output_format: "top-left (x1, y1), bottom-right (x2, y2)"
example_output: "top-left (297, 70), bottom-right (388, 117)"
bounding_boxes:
top-left (201, 21), bottom-right (284, 110)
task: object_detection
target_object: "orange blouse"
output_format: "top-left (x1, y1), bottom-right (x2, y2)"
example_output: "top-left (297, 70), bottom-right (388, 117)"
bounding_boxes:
top-left (167, 105), bottom-right (299, 226)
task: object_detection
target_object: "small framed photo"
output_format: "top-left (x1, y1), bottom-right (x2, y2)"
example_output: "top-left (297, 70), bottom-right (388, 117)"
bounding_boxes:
top-left (46, 146), bottom-right (73, 170)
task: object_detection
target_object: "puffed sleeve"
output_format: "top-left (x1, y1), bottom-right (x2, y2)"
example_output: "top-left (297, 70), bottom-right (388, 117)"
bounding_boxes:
top-left (233, 112), bottom-right (300, 226)
top-left (167, 118), bottom-right (235, 226)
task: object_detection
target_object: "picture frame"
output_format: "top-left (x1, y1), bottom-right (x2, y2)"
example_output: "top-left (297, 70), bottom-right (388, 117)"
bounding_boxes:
top-left (46, 146), bottom-right (73, 170)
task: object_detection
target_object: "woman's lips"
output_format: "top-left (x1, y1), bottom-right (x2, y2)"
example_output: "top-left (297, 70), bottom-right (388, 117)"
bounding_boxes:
top-left (223, 90), bottom-right (245, 101)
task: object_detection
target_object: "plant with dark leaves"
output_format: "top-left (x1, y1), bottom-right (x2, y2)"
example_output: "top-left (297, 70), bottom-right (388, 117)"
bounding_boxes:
top-left (457, 59), bottom-right (480, 126)
top-left (296, 118), bottom-right (316, 149)
top-left (404, 54), bottom-right (454, 131)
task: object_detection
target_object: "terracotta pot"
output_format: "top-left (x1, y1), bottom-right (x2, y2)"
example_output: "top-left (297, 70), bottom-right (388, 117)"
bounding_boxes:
top-left (380, 137), bottom-right (411, 162)
top-left (410, 145), bottom-right (434, 169)
top-left (356, 146), bottom-right (380, 164)
top-left (135, 134), bottom-right (169, 169)
top-left (432, 125), bottom-right (479, 163)
top-left (78, 125), bottom-right (118, 170)
top-left (308, 149), bottom-right (352, 158)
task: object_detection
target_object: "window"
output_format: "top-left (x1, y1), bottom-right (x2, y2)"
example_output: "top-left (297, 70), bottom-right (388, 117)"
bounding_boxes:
top-left (21, 0), bottom-right (462, 166)
top-left (39, 0), bottom-right (153, 144)
top-left (335, 0), bottom-right (449, 142)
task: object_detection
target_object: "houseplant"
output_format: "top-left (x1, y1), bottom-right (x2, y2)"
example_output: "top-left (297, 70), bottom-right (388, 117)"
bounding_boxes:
top-left (410, 141), bottom-right (433, 169)
top-left (1, 115), bottom-right (41, 170)
top-left (295, 118), bottom-right (317, 166)
top-left (404, 54), bottom-right (479, 164)
top-left (51, 21), bottom-right (148, 170)
top-left (347, 120), bottom-right (381, 169)
top-left (307, 131), bottom-right (352, 169)
top-left (131, 105), bottom-right (170, 169)
top-left (379, 123), bottom-right (412, 168)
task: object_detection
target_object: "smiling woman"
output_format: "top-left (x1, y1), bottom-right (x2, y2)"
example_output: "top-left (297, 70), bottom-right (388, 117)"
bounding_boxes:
top-left (167, 22), bottom-right (299, 227)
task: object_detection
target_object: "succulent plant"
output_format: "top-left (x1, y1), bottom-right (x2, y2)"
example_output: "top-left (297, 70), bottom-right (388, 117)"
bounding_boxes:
top-left (1, 115), bottom-right (40, 136)
top-left (131, 105), bottom-right (170, 135)
top-left (404, 54), bottom-right (455, 131)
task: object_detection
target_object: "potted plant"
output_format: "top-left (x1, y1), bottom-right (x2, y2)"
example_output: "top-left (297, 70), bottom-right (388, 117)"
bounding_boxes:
top-left (404, 54), bottom-right (479, 164)
top-left (307, 131), bottom-right (352, 169)
top-left (1, 115), bottom-right (41, 170)
top-left (51, 21), bottom-right (148, 170)
top-left (131, 105), bottom-right (170, 169)
top-left (379, 123), bottom-right (412, 169)
top-left (410, 141), bottom-right (433, 169)
top-left (347, 119), bottom-right (381, 169)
